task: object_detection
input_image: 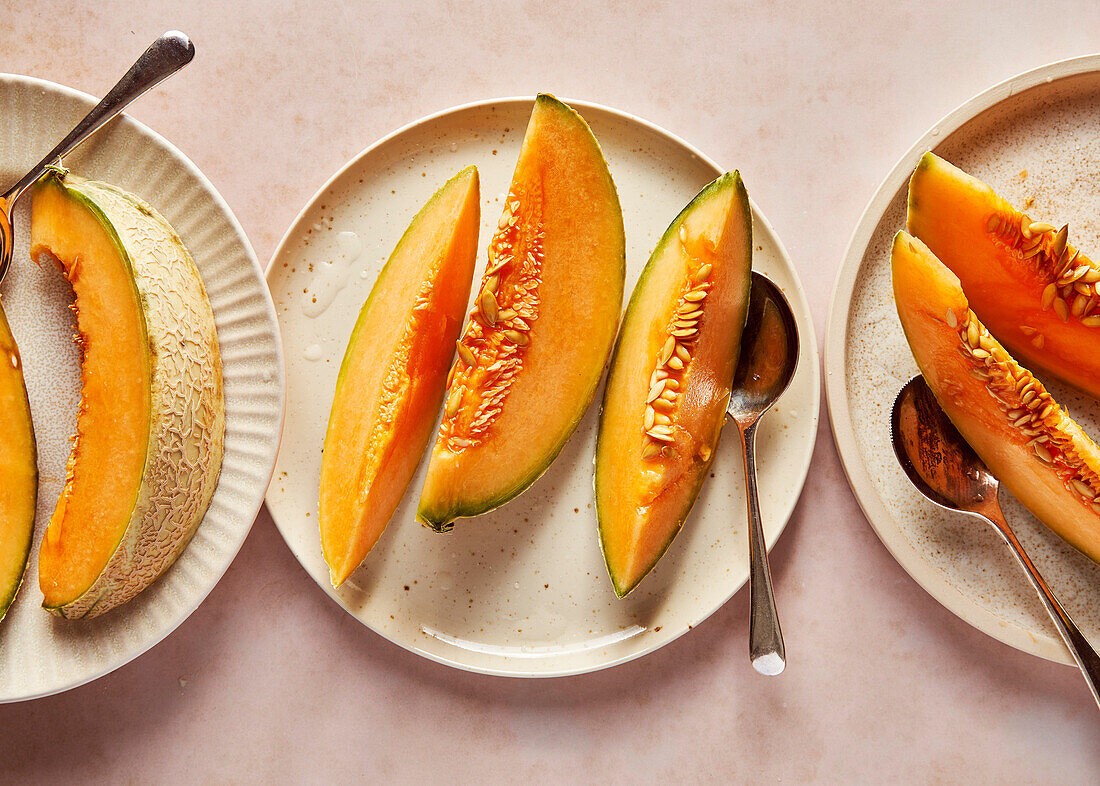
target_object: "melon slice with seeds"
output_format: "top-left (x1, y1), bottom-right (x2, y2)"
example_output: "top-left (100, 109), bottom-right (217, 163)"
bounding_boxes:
top-left (893, 231), bottom-right (1100, 565)
top-left (596, 172), bottom-right (753, 597)
top-left (416, 95), bottom-right (626, 531)
top-left (908, 152), bottom-right (1100, 399)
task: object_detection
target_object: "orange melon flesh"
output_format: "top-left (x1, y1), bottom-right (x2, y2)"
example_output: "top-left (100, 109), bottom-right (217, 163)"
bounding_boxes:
top-left (892, 231), bottom-right (1100, 563)
top-left (596, 173), bottom-right (752, 597)
top-left (33, 181), bottom-right (152, 608)
top-left (320, 166), bottom-right (480, 586)
top-left (908, 152), bottom-right (1100, 399)
top-left (417, 95), bottom-right (625, 530)
top-left (0, 301), bottom-right (36, 620)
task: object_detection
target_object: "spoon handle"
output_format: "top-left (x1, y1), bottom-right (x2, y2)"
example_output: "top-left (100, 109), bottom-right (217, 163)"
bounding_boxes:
top-left (739, 419), bottom-right (786, 675)
top-left (984, 507), bottom-right (1100, 709)
top-left (3, 31), bottom-right (195, 204)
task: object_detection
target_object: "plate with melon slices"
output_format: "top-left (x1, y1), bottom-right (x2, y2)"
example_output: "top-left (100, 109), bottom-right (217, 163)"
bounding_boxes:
top-left (266, 96), bottom-right (819, 677)
top-left (0, 74), bottom-right (284, 701)
top-left (827, 55), bottom-right (1100, 664)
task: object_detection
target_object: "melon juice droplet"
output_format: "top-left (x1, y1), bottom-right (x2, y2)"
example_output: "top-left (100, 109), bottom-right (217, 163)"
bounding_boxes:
top-left (302, 230), bottom-right (362, 318)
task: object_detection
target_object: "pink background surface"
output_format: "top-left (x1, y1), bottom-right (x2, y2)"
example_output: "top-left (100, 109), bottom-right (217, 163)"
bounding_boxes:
top-left (2, 1), bottom-right (1099, 782)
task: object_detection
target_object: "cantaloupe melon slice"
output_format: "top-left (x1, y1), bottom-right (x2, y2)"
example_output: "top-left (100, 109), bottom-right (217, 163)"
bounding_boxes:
top-left (0, 300), bottom-right (37, 622)
top-left (417, 95), bottom-right (625, 531)
top-left (596, 173), bottom-right (753, 596)
top-left (31, 169), bottom-right (224, 618)
top-left (320, 166), bottom-right (480, 587)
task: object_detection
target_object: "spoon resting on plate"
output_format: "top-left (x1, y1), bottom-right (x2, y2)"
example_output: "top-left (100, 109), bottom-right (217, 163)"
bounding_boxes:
top-left (727, 272), bottom-right (799, 675)
top-left (892, 375), bottom-right (1100, 710)
top-left (0, 31), bottom-right (194, 285)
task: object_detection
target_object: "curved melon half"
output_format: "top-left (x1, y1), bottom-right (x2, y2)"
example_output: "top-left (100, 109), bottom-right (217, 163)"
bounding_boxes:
top-left (320, 166), bottom-right (480, 587)
top-left (893, 231), bottom-right (1100, 564)
top-left (31, 169), bottom-right (225, 619)
top-left (417, 95), bottom-right (626, 531)
top-left (908, 152), bottom-right (1100, 399)
top-left (596, 172), bottom-right (753, 597)
top-left (0, 301), bottom-right (37, 621)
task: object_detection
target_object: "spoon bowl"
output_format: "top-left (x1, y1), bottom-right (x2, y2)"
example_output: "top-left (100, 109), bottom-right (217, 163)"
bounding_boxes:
top-left (892, 375), bottom-right (1100, 710)
top-left (726, 272), bottom-right (799, 675)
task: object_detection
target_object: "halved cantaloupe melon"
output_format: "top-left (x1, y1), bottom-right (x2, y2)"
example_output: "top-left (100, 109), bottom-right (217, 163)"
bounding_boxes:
top-left (32, 169), bottom-right (225, 618)
top-left (417, 95), bottom-right (626, 531)
top-left (596, 172), bottom-right (753, 597)
top-left (320, 166), bottom-right (480, 587)
top-left (893, 231), bottom-right (1100, 564)
top-left (0, 300), bottom-right (37, 622)
top-left (908, 152), bottom-right (1100, 398)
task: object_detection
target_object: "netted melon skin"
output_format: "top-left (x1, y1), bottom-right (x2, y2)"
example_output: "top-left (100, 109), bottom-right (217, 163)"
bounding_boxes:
top-left (43, 177), bottom-right (225, 619)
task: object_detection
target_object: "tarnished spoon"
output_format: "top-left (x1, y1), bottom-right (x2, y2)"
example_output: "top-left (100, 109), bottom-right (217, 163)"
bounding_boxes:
top-left (892, 375), bottom-right (1100, 709)
top-left (0, 30), bottom-right (194, 284)
top-left (728, 272), bottom-right (799, 675)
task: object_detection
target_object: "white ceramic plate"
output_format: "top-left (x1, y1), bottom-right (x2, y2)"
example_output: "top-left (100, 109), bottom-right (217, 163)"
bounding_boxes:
top-left (266, 97), bottom-right (819, 677)
top-left (826, 56), bottom-right (1100, 665)
top-left (0, 75), bottom-right (285, 700)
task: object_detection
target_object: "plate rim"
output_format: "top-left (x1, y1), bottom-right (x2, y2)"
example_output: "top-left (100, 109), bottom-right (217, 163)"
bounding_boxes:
top-left (265, 95), bottom-right (820, 677)
top-left (824, 54), bottom-right (1100, 665)
top-left (0, 72), bottom-right (287, 701)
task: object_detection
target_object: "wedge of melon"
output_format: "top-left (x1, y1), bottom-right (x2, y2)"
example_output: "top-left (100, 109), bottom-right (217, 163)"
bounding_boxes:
top-left (908, 152), bottom-right (1100, 398)
top-left (320, 166), bottom-right (480, 586)
top-left (0, 300), bottom-right (36, 622)
top-left (893, 231), bottom-right (1100, 564)
top-left (31, 169), bottom-right (225, 618)
top-left (417, 95), bottom-right (625, 531)
top-left (596, 172), bottom-right (753, 597)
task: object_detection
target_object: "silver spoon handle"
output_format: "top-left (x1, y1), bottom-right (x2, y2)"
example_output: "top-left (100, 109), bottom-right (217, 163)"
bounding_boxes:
top-left (984, 508), bottom-right (1100, 709)
top-left (3, 31), bottom-right (194, 203)
top-left (740, 419), bottom-right (786, 675)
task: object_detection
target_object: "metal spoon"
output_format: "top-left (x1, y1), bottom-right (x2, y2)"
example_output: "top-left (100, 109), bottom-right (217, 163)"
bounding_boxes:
top-left (0, 30), bottom-right (195, 284)
top-left (727, 272), bottom-right (799, 675)
top-left (892, 375), bottom-right (1100, 709)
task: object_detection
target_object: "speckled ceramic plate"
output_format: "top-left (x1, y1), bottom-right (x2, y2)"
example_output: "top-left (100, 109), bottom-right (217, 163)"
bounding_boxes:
top-left (0, 74), bottom-right (285, 701)
top-left (265, 97), bottom-right (818, 677)
top-left (826, 56), bottom-right (1100, 664)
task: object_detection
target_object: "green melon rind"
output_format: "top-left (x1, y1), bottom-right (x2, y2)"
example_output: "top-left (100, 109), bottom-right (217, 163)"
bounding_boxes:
top-left (595, 171), bottom-right (752, 597)
top-left (33, 170), bottom-right (225, 619)
top-left (0, 301), bottom-right (37, 622)
top-left (416, 95), bottom-right (626, 530)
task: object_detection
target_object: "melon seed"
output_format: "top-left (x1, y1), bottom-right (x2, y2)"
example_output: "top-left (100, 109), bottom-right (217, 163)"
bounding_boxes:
top-left (966, 321), bottom-right (980, 347)
top-left (1073, 296), bottom-right (1088, 318)
top-left (641, 441), bottom-right (662, 459)
top-left (1054, 298), bottom-right (1070, 322)
top-left (664, 379), bottom-right (680, 390)
top-left (1041, 282), bottom-right (1058, 310)
top-left (675, 344), bottom-right (690, 362)
top-left (504, 330), bottom-right (529, 346)
top-left (485, 274), bottom-right (500, 294)
top-left (644, 405), bottom-right (656, 431)
top-left (1083, 316), bottom-right (1100, 328)
top-left (692, 264), bottom-right (713, 284)
top-left (1029, 221), bottom-right (1056, 235)
top-left (1084, 269), bottom-right (1100, 284)
top-left (945, 309), bottom-right (958, 328)
top-left (1040, 403), bottom-right (1057, 419)
top-left (456, 342), bottom-right (476, 367)
top-left (1072, 478), bottom-right (1094, 499)
top-left (985, 214), bottom-right (1001, 232)
top-left (1034, 443), bottom-right (1053, 464)
top-left (647, 379), bottom-right (667, 403)
top-left (659, 337), bottom-right (676, 365)
top-left (667, 356), bottom-right (685, 371)
top-left (1019, 325), bottom-right (1036, 337)
top-left (1051, 225), bottom-right (1069, 259)
top-left (655, 412), bottom-right (671, 425)
top-left (647, 429), bottom-right (674, 443)
top-left (445, 387), bottom-right (463, 418)
top-left (1031, 334), bottom-right (1046, 349)
top-left (685, 290), bottom-right (706, 302)
top-left (497, 211), bottom-right (511, 230)
top-left (652, 398), bottom-right (674, 412)
top-left (479, 290), bottom-right (499, 325)
top-left (672, 328), bottom-right (697, 339)
top-left (498, 308), bottom-right (517, 321)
